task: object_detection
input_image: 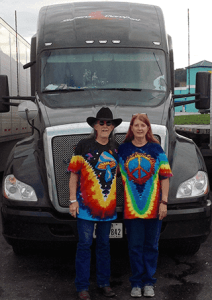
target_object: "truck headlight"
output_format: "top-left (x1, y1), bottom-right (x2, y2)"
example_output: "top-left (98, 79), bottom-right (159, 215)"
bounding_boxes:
top-left (3, 174), bottom-right (37, 201)
top-left (176, 171), bottom-right (208, 198)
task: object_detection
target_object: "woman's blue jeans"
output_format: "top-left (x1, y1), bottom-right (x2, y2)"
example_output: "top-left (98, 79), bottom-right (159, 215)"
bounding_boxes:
top-left (75, 218), bottom-right (112, 292)
top-left (125, 218), bottom-right (162, 288)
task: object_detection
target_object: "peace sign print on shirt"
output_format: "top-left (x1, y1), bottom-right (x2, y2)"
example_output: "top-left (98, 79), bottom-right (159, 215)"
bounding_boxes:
top-left (124, 152), bottom-right (155, 185)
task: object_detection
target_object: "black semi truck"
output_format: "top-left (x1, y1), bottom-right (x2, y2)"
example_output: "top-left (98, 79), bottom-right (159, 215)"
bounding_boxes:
top-left (0, 2), bottom-right (211, 255)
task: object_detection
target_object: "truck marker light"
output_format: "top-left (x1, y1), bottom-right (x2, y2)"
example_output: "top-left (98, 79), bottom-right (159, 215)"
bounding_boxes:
top-left (204, 185), bottom-right (209, 195)
top-left (86, 40), bottom-right (94, 44)
top-left (112, 40), bottom-right (121, 44)
top-left (45, 43), bottom-right (52, 46)
top-left (207, 200), bottom-right (211, 206)
top-left (99, 40), bottom-right (107, 44)
top-left (153, 42), bottom-right (161, 45)
top-left (9, 176), bottom-right (16, 184)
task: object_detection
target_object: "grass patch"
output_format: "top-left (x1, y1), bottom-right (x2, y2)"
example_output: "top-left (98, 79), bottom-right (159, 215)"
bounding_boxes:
top-left (174, 114), bottom-right (210, 125)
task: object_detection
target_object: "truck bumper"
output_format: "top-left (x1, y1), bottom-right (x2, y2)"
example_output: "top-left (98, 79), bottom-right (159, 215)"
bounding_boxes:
top-left (1, 206), bottom-right (79, 245)
top-left (160, 199), bottom-right (211, 242)
top-left (1, 199), bottom-right (211, 245)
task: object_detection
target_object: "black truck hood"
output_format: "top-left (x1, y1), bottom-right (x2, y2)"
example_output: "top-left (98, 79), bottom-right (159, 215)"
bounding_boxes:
top-left (40, 102), bottom-right (166, 128)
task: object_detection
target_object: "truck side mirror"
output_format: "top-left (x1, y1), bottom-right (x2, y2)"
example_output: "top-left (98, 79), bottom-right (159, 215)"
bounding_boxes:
top-left (0, 75), bottom-right (10, 113)
top-left (18, 101), bottom-right (38, 121)
top-left (195, 72), bottom-right (211, 109)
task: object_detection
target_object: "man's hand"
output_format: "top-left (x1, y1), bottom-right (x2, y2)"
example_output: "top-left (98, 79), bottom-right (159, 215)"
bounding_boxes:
top-left (69, 201), bottom-right (79, 218)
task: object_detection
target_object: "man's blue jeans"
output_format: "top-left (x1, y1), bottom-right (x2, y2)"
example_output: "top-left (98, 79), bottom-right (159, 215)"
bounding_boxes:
top-left (125, 218), bottom-right (162, 288)
top-left (75, 218), bottom-right (112, 292)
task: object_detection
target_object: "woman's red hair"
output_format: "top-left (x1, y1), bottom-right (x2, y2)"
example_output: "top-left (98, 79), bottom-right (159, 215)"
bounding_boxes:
top-left (124, 113), bottom-right (160, 144)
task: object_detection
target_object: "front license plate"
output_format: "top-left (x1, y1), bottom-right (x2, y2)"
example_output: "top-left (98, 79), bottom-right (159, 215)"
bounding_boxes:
top-left (93, 223), bottom-right (123, 238)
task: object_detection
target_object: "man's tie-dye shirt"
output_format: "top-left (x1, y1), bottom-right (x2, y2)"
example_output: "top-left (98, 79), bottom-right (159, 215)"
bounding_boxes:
top-left (68, 138), bottom-right (119, 221)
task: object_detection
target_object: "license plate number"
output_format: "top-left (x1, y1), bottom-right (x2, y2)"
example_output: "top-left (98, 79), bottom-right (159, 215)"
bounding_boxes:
top-left (93, 223), bottom-right (123, 238)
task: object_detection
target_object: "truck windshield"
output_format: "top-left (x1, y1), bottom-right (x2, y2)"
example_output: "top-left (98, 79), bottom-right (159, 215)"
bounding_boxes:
top-left (40, 48), bottom-right (167, 108)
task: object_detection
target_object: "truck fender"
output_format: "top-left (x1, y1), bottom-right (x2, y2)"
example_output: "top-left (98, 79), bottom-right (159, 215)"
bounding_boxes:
top-left (3, 136), bottom-right (51, 208)
top-left (169, 133), bottom-right (207, 201)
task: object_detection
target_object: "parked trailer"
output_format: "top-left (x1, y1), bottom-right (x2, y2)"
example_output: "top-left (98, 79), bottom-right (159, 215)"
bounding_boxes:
top-left (0, 18), bottom-right (31, 172)
top-left (175, 72), bottom-right (212, 157)
top-left (175, 123), bottom-right (210, 152)
top-left (0, 2), bottom-right (211, 255)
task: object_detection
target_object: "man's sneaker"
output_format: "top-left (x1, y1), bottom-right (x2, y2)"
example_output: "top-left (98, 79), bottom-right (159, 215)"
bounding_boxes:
top-left (100, 286), bottom-right (115, 297)
top-left (143, 285), bottom-right (155, 297)
top-left (78, 290), bottom-right (91, 300)
top-left (131, 287), bottom-right (142, 297)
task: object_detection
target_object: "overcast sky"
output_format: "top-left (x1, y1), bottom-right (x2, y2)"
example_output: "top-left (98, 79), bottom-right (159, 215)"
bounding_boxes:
top-left (1, 0), bottom-right (211, 69)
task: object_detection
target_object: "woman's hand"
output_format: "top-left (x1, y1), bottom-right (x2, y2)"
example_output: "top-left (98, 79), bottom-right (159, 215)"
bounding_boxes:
top-left (69, 201), bottom-right (79, 218)
top-left (159, 178), bottom-right (169, 220)
top-left (158, 202), bottom-right (167, 220)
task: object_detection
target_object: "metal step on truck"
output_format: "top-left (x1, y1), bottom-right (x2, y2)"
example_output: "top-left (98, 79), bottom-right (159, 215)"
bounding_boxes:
top-left (0, 2), bottom-right (211, 255)
top-left (0, 18), bottom-right (31, 173)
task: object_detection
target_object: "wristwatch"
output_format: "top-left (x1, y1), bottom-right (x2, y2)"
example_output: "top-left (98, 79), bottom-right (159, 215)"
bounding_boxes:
top-left (69, 200), bottom-right (77, 204)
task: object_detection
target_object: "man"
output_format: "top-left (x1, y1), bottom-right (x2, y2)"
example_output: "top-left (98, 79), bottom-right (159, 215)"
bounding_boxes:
top-left (68, 107), bottom-right (122, 300)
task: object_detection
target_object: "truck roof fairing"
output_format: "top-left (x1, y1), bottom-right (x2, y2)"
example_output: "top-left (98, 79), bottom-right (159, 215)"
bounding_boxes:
top-left (37, 1), bottom-right (168, 54)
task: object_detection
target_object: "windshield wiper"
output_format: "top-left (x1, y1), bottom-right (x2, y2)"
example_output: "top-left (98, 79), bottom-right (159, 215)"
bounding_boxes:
top-left (42, 87), bottom-right (142, 93)
top-left (42, 88), bottom-right (85, 93)
top-left (91, 88), bottom-right (142, 91)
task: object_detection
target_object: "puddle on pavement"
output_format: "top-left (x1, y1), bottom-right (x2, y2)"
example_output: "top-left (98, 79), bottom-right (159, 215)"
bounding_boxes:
top-left (162, 281), bottom-right (203, 300)
top-left (161, 256), bottom-right (204, 300)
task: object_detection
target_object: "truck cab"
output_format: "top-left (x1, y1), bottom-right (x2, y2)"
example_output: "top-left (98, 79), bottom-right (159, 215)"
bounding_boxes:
top-left (0, 2), bottom-right (211, 254)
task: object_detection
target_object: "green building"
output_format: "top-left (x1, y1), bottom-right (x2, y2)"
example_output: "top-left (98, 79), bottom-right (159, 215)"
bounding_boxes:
top-left (174, 60), bottom-right (212, 113)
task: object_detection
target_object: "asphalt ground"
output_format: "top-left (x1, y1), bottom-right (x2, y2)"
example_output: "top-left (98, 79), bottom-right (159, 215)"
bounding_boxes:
top-left (1, 217), bottom-right (212, 300)
top-left (0, 167), bottom-right (212, 300)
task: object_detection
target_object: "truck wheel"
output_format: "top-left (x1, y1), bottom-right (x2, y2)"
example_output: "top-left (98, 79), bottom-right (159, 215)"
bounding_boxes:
top-left (176, 239), bottom-right (201, 256)
top-left (11, 242), bottom-right (31, 255)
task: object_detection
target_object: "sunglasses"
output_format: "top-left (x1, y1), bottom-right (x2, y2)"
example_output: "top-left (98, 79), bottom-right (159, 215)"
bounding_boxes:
top-left (132, 113), bottom-right (147, 117)
top-left (98, 120), bottom-right (113, 126)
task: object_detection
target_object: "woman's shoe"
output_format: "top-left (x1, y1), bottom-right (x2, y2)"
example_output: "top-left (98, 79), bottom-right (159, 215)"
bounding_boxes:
top-left (131, 287), bottom-right (142, 297)
top-left (143, 285), bottom-right (155, 297)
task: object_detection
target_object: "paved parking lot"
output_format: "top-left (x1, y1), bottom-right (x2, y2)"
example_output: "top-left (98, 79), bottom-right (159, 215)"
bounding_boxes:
top-left (0, 216), bottom-right (212, 299)
top-left (1, 172), bottom-right (212, 300)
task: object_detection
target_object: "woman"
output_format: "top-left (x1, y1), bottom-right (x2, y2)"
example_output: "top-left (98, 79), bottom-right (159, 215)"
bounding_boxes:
top-left (68, 107), bottom-right (122, 300)
top-left (118, 113), bottom-right (173, 298)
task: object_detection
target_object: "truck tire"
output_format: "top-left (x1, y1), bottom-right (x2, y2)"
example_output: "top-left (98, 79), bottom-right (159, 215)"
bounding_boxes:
top-left (160, 238), bottom-right (201, 256)
top-left (175, 239), bottom-right (201, 256)
top-left (12, 242), bottom-right (30, 255)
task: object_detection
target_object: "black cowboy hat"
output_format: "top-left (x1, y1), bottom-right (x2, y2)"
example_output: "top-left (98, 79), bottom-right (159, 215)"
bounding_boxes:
top-left (87, 107), bottom-right (122, 128)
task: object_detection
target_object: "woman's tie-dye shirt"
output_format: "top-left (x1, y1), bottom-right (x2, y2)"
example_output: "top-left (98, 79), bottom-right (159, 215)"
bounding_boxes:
top-left (68, 138), bottom-right (119, 221)
top-left (118, 142), bottom-right (173, 219)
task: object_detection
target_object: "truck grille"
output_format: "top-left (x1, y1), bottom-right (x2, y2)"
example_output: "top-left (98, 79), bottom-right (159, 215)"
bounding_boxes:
top-left (45, 122), bottom-right (166, 213)
top-left (52, 133), bottom-right (125, 209)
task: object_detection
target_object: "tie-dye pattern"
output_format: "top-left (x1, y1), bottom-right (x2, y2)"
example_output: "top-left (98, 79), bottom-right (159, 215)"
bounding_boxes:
top-left (68, 138), bottom-right (118, 221)
top-left (118, 142), bottom-right (173, 219)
